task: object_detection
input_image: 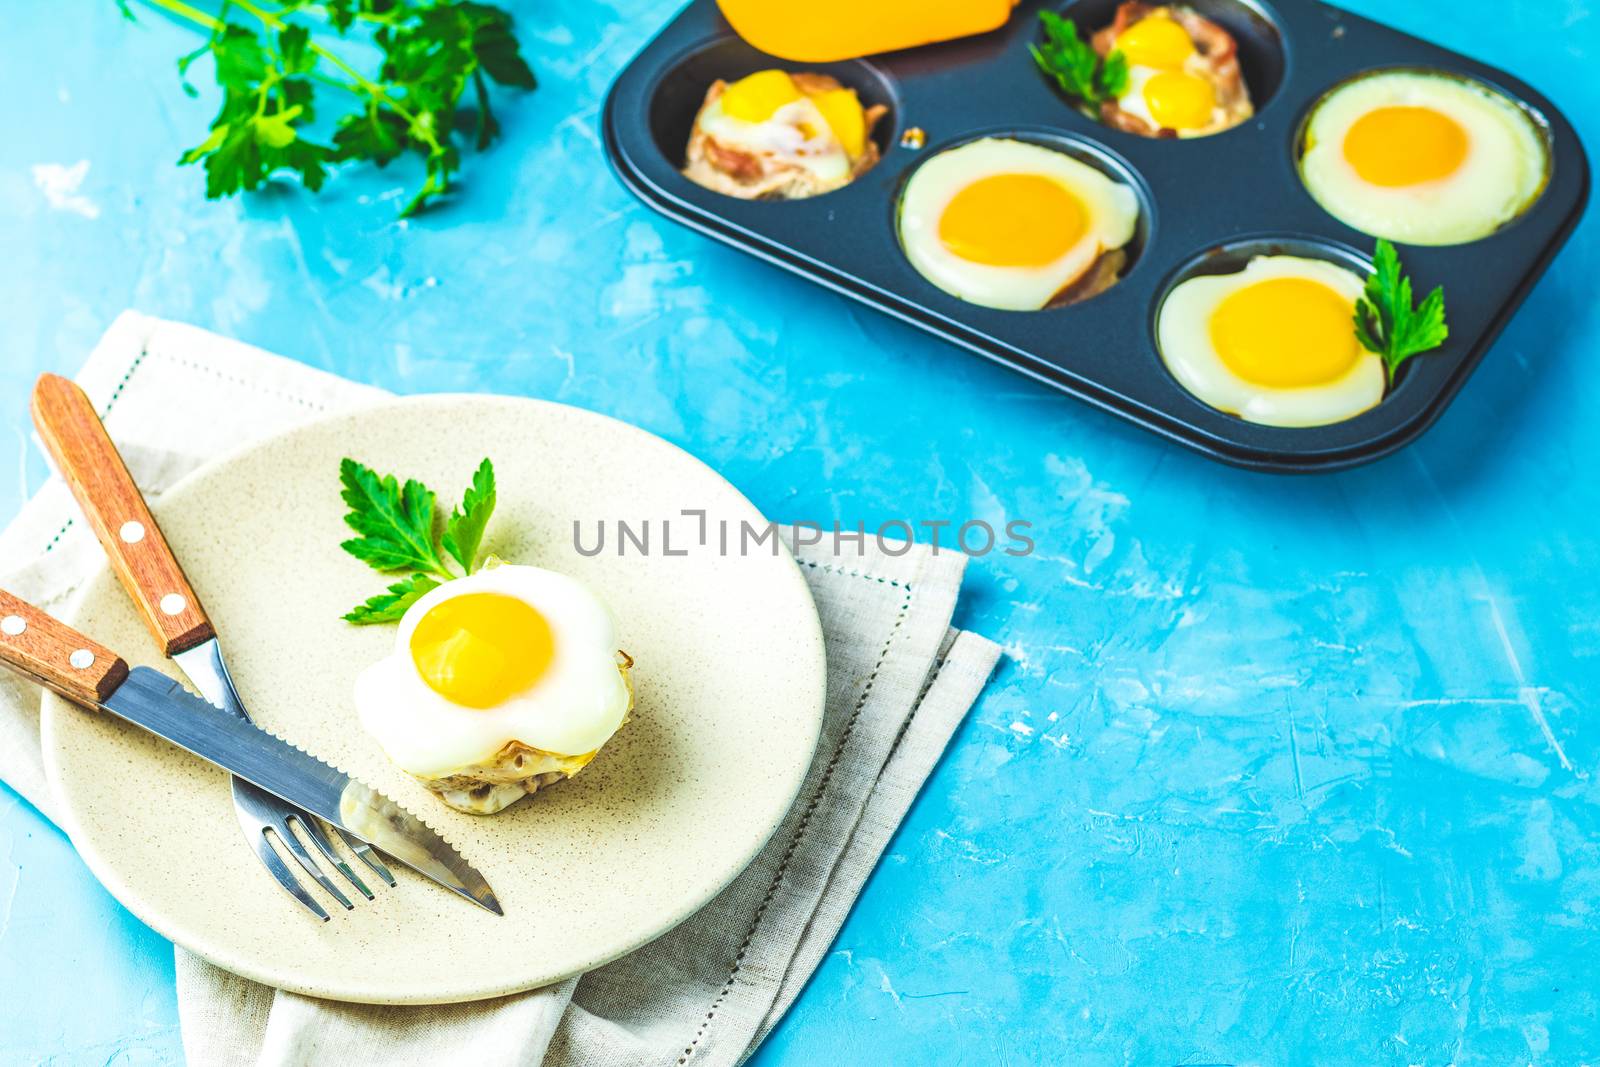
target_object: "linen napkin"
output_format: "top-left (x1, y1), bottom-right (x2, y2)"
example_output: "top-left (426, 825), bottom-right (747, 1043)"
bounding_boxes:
top-left (0, 311), bottom-right (1001, 1067)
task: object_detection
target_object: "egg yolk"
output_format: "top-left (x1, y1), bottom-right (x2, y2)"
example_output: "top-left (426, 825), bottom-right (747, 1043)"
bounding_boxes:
top-left (719, 69), bottom-right (868, 155)
top-left (1145, 71), bottom-right (1216, 130)
top-left (720, 70), bottom-right (802, 122)
top-left (1209, 278), bottom-right (1360, 387)
top-left (1342, 106), bottom-right (1469, 187)
top-left (810, 87), bottom-right (867, 157)
top-left (938, 174), bottom-right (1086, 267)
top-left (409, 593), bottom-right (555, 709)
top-left (1116, 16), bottom-right (1196, 69)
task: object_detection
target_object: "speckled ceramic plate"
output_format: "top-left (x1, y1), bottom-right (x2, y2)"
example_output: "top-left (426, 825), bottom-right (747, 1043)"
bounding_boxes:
top-left (38, 395), bottom-right (826, 1004)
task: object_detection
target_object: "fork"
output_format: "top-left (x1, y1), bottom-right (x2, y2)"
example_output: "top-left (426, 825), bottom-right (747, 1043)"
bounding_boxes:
top-left (31, 373), bottom-right (394, 921)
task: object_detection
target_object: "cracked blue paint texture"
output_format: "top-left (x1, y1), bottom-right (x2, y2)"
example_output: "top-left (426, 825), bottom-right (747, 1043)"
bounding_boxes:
top-left (2, 1), bottom-right (1599, 1064)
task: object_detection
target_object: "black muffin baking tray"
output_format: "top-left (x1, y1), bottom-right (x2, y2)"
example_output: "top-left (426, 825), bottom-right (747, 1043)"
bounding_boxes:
top-left (602, 0), bottom-right (1589, 472)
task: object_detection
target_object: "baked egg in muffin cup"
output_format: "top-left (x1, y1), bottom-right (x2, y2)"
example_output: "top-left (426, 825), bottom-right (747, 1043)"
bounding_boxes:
top-left (1092, 3), bottom-right (1257, 139)
top-left (897, 137), bottom-right (1142, 311)
top-left (1298, 69), bottom-right (1550, 246)
top-left (354, 559), bottom-right (633, 815)
top-left (682, 68), bottom-right (887, 200)
top-left (1157, 251), bottom-right (1387, 428)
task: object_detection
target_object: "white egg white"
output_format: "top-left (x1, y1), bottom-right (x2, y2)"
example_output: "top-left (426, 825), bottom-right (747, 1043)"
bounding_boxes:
top-left (1300, 70), bottom-right (1548, 246)
top-left (897, 137), bottom-right (1139, 311)
top-left (1158, 255), bottom-right (1386, 428)
top-left (1114, 65), bottom-right (1166, 131)
top-left (354, 563), bottom-right (630, 780)
top-left (695, 92), bottom-right (852, 185)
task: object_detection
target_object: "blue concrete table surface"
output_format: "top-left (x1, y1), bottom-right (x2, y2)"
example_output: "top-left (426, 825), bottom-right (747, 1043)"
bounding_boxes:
top-left (3, 1), bottom-right (1598, 1063)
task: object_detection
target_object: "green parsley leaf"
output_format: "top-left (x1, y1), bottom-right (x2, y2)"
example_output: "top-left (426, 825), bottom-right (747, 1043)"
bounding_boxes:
top-left (1098, 49), bottom-right (1130, 100)
top-left (343, 573), bottom-right (441, 624)
top-left (211, 23), bottom-right (270, 93)
top-left (1032, 11), bottom-right (1124, 108)
top-left (137, 0), bottom-right (536, 215)
top-left (174, 15), bottom-right (333, 199)
top-left (275, 136), bottom-right (332, 191)
top-left (178, 100), bottom-right (333, 199)
top-left (255, 104), bottom-right (304, 149)
top-left (1032, 12), bottom-right (1097, 103)
top-left (338, 458), bottom-right (453, 577)
top-left (470, 68), bottom-right (500, 150)
top-left (442, 457), bottom-right (497, 573)
top-left (333, 108), bottom-right (408, 167)
top-left (464, 3), bottom-right (537, 89)
top-left (277, 25), bottom-right (315, 76)
top-left (339, 455), bottom-right (500, 622)
top-left (1354, 239), bottom-right (1450, 384)
top-left (322, 0), bottom-right (357, 34)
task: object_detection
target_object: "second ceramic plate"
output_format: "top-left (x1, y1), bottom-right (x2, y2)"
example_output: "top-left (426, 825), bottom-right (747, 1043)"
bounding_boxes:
top-left (40, 395), bottom-right (826, 1003)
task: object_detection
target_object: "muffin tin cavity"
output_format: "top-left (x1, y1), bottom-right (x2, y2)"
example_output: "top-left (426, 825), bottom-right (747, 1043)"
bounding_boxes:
top-left (1152, 235), bottom-right (1393, 425)
top-left (1042, 0), bottom-right (1288, 129)
top-left (605, 1), bottom-right (1589, 471)
top-left (1294, 67), bottom-right (1554, 245)
top-left (894, 130), bottom-right (1155, 311)
top-left (647, 37), bottom-right (898, 180)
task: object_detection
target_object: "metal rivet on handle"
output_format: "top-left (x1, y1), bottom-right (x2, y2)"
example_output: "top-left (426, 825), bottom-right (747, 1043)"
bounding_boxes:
top-left (0, 615), bottom-right (24, 636)
top-left (119, 521), bottom-right (146, 544)
top-left (69, 649), bottom-right (95, 670)
top-left (160, 593), bottom-right (187, 616)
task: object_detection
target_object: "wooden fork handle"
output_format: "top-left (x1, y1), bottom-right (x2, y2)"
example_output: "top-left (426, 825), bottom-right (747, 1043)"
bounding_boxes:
top-left (0, 588), bottom-right (128, 707)
top-left (31, 373), bottom-right (214, 656)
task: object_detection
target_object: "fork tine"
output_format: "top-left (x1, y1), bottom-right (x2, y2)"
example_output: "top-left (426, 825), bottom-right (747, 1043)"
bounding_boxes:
top-left (337, 827), bottom-right (397, 886)
top-left (298, 818), bottom-right (374, 900)
top-left (276, 817), bottom-right (354, 911)
top-left (251, 825), bottom-right (330, 921)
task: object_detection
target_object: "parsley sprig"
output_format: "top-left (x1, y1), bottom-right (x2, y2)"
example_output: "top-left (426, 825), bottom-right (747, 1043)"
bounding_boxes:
top-left (1032, 11), bottom-right (1129, 110)
top-left (1355, 239), bottom-right (1450, 384)
top-left (339, 457), bottom-right (497, 623)
top-left (130, 0), bottom-right (536, 216)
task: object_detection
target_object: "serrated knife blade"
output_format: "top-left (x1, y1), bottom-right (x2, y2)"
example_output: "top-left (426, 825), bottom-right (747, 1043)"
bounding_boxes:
top-left (104, 666), bottom-right (502, 915)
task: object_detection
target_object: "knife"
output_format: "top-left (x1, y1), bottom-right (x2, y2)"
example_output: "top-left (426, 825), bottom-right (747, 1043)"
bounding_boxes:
top-left (0, 587), bottom-right (502, 915)
top-left (31, 371), bottom-right (394, 918)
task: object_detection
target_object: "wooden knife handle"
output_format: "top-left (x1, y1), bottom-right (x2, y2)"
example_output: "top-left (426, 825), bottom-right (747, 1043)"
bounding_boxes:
top-left (0, 588), bottom-right (129, 707)
top-left (31, 373), bottom-right (215, 656)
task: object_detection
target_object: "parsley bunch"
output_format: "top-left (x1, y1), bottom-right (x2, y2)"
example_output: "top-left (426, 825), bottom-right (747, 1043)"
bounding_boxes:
top-left (131, 0), bottom-right (535, 216)
top-left (1032, 11), bottom-right (1129, 110)
top-left (339, 457), bottom-right (497, 623)
top-left (1355, 239), bottom-right (1450, 384)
